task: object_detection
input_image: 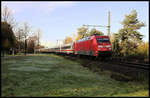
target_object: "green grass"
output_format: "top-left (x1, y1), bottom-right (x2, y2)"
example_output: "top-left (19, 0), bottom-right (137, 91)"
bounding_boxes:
top-left (1, 54), bottom-right (149, 97)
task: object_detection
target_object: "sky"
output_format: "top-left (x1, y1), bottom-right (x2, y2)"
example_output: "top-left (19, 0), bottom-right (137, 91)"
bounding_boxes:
top-left (1, 1), bottom-right (149, 48)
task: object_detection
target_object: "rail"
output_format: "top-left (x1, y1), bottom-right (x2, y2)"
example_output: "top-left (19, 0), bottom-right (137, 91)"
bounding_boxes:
top-left (104, 58), bottom-right (149, 71)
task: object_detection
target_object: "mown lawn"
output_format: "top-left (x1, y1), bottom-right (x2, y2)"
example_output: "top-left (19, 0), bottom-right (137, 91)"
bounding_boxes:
top-left (1, 54), bottom-right (149, 97)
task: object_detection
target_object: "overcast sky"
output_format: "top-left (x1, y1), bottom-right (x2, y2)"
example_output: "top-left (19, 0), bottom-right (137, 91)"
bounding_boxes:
top-left (2, 1), bottom-right (149, 48)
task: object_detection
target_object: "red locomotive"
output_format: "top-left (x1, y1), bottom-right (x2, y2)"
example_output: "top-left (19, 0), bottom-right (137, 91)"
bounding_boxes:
top-left (74, 35), bottom-right (112, 57)
top-left (51, 34), bottom-right (112, 57)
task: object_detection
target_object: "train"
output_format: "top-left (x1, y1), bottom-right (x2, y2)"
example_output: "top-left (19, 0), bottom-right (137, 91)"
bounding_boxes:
top-left (49, 34), bottom-right (112, 57)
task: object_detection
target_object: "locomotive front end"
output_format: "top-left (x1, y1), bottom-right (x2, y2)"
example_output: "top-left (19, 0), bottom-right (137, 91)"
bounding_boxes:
top-left (96, 36), bottom-right (112, 57)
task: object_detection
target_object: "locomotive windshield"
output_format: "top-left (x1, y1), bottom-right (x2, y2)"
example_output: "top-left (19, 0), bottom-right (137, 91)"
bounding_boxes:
top-left (97, 38), bottom-right (110, 43)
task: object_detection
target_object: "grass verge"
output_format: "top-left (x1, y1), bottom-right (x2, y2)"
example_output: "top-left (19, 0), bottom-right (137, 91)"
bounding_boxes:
top-left (1, 54), bottom-right (149, 97)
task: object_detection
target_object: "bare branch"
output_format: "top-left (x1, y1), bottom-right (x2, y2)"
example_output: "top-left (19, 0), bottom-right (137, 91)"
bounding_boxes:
top-left (22, 22), bottom-right (31, 39)
top-left (2, 5), bottom-right (16, 29)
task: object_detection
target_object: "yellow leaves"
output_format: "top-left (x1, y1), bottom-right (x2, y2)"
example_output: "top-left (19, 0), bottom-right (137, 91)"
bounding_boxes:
top-left (136, 42), bottom-right (149, 59)
top-left (77, 27), bottom-right (88, 35)
top-left (145, 42), bottom-right (149, 57)
top-left (75, 34), bottom-right (82, 41)
top-left (64, 36), bottom-right (73, 44)
top-left (137, 43), bottom-right (147, 53)
top-left (120, 49), bottom-right (126, 54)
top-left (145, 42), bottom-right (149, 49)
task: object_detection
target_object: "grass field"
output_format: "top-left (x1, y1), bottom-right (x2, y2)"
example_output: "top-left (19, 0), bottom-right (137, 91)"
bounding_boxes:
top-left (1, 54), bottom-right (149, 97)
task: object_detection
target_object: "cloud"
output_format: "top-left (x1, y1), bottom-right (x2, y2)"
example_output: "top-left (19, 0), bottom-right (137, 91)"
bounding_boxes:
top-left (43, 1), bottom-right (78, 13)
top-left (1, 1), bottom-right (78, 14)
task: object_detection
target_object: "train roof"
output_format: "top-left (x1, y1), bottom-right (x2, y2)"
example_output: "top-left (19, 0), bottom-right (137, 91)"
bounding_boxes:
top-left (50, 42), bottom-right (74, 49)
top-left (76, 35), bottom-right (109, 43)
top-left (61, 43), bottom-right (73, 48)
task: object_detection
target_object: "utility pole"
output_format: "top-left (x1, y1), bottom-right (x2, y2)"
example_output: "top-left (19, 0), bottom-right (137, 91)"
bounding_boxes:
top-left (108, 11), bottom-right (110, 38)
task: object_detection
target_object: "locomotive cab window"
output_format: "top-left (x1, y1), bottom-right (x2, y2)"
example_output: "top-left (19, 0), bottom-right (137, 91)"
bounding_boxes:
top-left (97, 38), bottom-right (110, 43)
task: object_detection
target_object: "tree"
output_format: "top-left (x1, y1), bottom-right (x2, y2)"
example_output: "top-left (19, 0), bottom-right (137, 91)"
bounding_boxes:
top-left (27, 40), bottom-right (35, 53)
top-left (2, 5), bottom-right (17, 30)
top-left (15, 28), bottom-right (24, 53)
top-left (63, 36), bottom-right (73, 44)
top-left (22, 22), bottom-right (31, 55)
top-left (75, 26), bottom-right (105, 41)
top-left (15, 28), bottom-right (24, 41)
top-left (15, 41), bottom-right (25, 53)
top-left (36, 28), bottom-right (42, 52)
top-left (27, 35), bottom-right (38, 53)
top-left (76, 27), bottom-right (88, 40)
top-left (89, 28), bottom-right (104, 36)
top-left (118, 10), bottom-right (145, 56)
top-left (111, 33), bottom-right (121, 57)
top-left (1, 22), bottom-right (16, 56)
top-left (2, 5), bottom-right (17, 55)
top-left (137, 42), bottom-right (149, 60)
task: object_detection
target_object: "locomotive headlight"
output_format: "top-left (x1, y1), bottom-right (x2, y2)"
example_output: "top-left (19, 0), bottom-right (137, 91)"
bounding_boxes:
top-left (106, 45), bottom-right (111, 48)
top-left (98, 45), bottom-right (103, 48)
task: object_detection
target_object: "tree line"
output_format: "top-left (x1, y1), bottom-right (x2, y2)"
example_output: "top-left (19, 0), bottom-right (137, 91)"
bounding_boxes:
top-left (63, 27), bottom-right (104, 44)
top-left (111, 10), bottom-right (148, 62)
top-left (1, 5), bottom-right (44, 57)
top-left (1, 5), bottom-right (148, 61)
top-left (63, 10), bottom-right (149, 62)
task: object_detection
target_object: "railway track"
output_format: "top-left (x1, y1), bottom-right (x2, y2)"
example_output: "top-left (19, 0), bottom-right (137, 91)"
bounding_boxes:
top-left (56, 54), bottom-right (149, 81)
top-left (106, 60), bottom-right (149, 71)
top-left (105, 58), bottom-right (149, 71)
top-left (48, 53), bottom-right (149, 82)
top-left (62, 54), bottom-right (149, 71)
